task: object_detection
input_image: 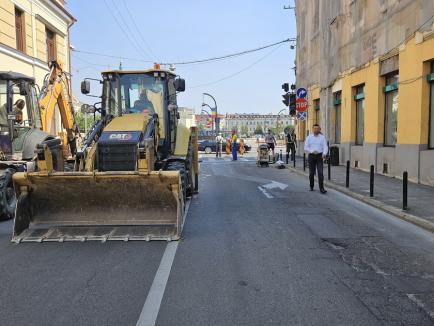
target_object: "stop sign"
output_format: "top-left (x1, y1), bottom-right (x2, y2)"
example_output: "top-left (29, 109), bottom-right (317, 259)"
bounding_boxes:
top-left (296, 98), bottom-right (308, 112)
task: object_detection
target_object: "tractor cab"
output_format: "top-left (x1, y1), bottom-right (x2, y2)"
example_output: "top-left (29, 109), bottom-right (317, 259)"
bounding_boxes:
top-left (0, 72), bottom-right (42, 160)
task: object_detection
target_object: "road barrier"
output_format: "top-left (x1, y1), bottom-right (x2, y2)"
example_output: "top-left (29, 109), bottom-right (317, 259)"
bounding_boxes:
top-left (403, 171), bottom-right (408, 210)
top-left (346, 161), bottom-right (350, 188)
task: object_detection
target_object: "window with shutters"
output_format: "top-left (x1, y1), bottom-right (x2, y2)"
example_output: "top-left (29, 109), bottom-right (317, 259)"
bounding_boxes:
top-left (46, 28), bottom-right (56, 62)
top-left (15, 7), bottom-right (25, 53)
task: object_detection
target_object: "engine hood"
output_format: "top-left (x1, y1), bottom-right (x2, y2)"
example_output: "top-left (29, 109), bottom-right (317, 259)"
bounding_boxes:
top-left (104, 113), bottom-right (150, 132)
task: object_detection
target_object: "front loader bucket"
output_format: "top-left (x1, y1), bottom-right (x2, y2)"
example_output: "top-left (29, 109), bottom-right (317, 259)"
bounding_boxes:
top-left (12, 171), bottom-right (185, 243)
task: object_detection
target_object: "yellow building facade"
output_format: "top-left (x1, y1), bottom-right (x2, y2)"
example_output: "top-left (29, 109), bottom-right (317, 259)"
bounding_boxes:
top-left (0, 0), bottom-right (74, 132)
top-left (295, 0), bottom-right (434, 185)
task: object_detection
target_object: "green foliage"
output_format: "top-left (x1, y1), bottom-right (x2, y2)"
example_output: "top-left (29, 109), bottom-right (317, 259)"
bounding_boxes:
top-left (284, 124), bottom-right (295, 134)
top-left (74, 112), bottom-right (96, 133)
top-left (241, 125), bottom-right (249, 136)
top-left (254, 124), bottom-right (263, 135)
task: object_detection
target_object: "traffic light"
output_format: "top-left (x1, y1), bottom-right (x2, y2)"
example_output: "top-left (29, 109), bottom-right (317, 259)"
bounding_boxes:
top-left (282, 83), bottom-right (289, 93)
top-left (289, 93), bottom-right (296, 116)
top-left (282, 92), bottom-right (290, 106)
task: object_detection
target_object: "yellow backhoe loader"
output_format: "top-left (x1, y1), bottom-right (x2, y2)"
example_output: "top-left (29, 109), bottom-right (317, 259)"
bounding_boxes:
top-left (12, 67), bottom-right (198, 243)
top-left (0, 61), bottom-right (77, 220)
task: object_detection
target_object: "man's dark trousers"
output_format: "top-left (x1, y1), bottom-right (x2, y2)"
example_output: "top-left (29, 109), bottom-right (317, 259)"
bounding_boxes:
top-left (308, 153), bottom-right (324, 190)
top-left (287, 143), bottom-right (296, 161)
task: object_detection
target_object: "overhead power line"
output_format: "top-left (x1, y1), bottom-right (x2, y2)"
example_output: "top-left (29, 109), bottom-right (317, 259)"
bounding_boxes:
top-left (188, 42), bottom-right (284, 89)
top-left (102, 0), bottom-right (151, 61)
top-left (162, 38), bottom-right (294, 65)
top-left (120, 0), bottom-right (158, 60)
top-left (72, 38), bottom-right (293, 67)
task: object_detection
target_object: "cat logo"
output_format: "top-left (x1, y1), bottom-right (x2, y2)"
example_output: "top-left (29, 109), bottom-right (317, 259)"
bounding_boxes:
top-left (109, 133), bottom-right (133, 141)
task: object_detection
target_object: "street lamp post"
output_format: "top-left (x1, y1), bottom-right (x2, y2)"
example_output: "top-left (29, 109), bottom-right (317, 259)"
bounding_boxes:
top-left (201, 104), bottom-right (213, 137)
top-left (277, 108), bottom-right (287, 135)
top-left (203, 93), bottom-right (218, 136)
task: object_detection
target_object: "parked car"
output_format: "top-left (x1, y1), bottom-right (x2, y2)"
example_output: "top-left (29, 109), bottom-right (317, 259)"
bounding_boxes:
top-left (198, 140), bottom-right (251, 154)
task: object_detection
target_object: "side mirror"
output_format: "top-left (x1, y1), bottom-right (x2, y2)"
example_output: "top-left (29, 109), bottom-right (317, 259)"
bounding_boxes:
top-left (19, 81), bottom-right (27, 95)
top-left (174, 78), bottom-right (185, 92)
top-left (81, 104), bottom-right (96, 114)
top-left (81, 80), bottom-right (90, 94)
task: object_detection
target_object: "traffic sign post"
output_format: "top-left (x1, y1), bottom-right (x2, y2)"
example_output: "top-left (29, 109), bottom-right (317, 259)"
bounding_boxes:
top-left (296, 98), bottom-right (308, 112)
top-left (296, 111), bottom-right (307, 121)
top-left (296, 88), bottom-right (307, 98)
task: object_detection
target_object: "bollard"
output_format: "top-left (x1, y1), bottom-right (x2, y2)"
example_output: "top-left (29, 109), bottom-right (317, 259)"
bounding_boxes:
top-left (303, 153), bottom-right (306, 171)
top-left (327, 156), bottom-right (331, 180)
top-left (403, 171), bottom-right (408, 210)
top-left (346, 160), bottom-right (350, 188)
top-left (286, 153), bottom-right (289, 164)
top-left (293, 153), bottom-right (296, 168)
top-left (269, 153), bottom-right (271, 163)
top-left (279, 149), bottom-right (283, 161)
top-left (370, 165), bottom-right (374, 197)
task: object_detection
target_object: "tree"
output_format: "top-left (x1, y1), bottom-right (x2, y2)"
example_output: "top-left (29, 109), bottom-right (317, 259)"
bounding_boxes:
top-left (254, 124), bottom-right (263, 135)
top-left (241, 125), bottom-right (249, 137)
top-left (74, 112), bottom-right (96, 133)
top-left (284, 124), bottom-right (295, 134)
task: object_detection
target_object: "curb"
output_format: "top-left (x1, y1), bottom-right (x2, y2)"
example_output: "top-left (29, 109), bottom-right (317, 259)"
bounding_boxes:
top-left (287, 166), bottom-right (434, 234)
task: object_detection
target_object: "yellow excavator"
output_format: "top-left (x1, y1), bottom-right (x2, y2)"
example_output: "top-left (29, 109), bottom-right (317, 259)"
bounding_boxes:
top-left (12, 66), bottom-right (198, 242)
top-left (0, 60), bottom-right (77, 220)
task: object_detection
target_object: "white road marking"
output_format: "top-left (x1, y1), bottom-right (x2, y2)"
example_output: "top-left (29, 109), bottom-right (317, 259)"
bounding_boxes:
top-left (262, 181), bottom-right (288, 190)
top-left (136, 200), bottom-right (191, 326)
top-left (258, 186), bottom-right (274, 198)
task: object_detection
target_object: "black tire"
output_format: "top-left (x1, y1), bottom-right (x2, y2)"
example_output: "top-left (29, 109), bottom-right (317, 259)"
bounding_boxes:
top-left (165, 161), bottom-right (187, 202)
top-left (0, 168), bottom-right (16, 221)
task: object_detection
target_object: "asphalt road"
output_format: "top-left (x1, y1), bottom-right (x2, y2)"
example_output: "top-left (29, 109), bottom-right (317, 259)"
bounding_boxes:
top-left (0, 156), bottom-right (433, 325)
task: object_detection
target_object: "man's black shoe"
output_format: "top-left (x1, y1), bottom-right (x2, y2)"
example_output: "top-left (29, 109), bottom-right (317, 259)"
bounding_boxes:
top-left (320, 189), bottom-right (327, 194)
top-left (310, 188), bottom-right (314, 191)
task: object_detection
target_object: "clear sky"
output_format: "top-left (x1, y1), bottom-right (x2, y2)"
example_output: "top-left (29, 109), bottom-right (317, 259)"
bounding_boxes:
top-left (67, 0), bottom-right (296, 114)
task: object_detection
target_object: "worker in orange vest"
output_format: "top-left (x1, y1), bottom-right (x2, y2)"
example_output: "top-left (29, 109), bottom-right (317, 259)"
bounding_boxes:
top-left (239, 138), bottom-right (245, 155)
top-left (225, 137), bottom-right (231, 156)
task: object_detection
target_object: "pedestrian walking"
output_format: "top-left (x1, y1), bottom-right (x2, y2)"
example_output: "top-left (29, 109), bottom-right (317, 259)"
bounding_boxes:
top-left (231, 129), bottom-right (238, 161)
top-left (215, 133), bottom-right (224, 158)
top-left (304, 124), bottom-right (328, 194)
top-left (286, 129), bottom-right (297, 161)
top-left (265, 129), bottom-right (277, 161)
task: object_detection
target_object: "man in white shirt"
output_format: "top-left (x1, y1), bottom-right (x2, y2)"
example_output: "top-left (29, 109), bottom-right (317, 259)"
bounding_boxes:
top-left (304, 124), bottom-right (328, 193)
top-left (215, 133), bottom-right (224, 158)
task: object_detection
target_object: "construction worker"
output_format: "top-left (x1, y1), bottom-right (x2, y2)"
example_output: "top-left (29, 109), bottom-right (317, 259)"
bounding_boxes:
top-left (304, 124), bottom-right (328, 194)
top-left (231, 129), bottom-right (238, 161)
top-left (286, 129), bottom-right (297, 161)
top-left (239, 138), bottom-right (245, 155)
top-left (265, 129), bottom-right (277, 161)
top-left (132, 91), bottom-right (155, 114)
top-left (225, 137), bottom-right (231, 156)
top-left (215, 132), bottom-right (224, 158)
top-left (13, 99), bottom-right (25, 125)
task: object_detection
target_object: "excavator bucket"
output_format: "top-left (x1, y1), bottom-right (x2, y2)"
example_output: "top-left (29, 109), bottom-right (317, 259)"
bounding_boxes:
top-left (11, 171), bottom-right (185, 243)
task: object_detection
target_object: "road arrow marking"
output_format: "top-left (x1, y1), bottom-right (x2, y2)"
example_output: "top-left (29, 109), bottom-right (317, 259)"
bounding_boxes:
top-left (258, 186), bottom-right (274, 199)
top-left (262, 181), bottom-right (288, 190)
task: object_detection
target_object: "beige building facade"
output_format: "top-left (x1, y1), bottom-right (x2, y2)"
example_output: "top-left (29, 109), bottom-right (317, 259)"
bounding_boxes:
top-left (0, 0), bottom-right (74, 87)
top-left (295, 0), bottom-right (434, 185)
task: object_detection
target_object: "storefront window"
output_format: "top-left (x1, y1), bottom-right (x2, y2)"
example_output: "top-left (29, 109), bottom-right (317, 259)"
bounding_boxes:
top-left (355, 85), bottom-right (365, 145)
top-left (334, 92), bottom-right (341, 143)
top-left (384, 73), bottom-right (399, 146)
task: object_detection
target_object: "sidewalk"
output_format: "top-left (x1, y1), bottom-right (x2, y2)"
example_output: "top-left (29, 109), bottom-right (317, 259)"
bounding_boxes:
top-left (287, 156), bottom-right (434, 232)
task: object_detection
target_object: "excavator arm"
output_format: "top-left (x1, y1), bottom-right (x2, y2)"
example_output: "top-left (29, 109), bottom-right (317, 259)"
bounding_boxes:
top-left (38, 60), bottom-right (77, 156)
